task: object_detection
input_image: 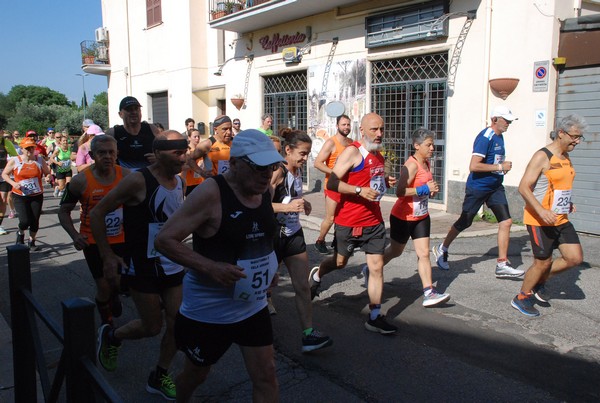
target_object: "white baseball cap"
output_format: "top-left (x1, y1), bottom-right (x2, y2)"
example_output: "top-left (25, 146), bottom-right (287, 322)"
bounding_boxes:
top-left (490, 106), bottom-right (518, 121)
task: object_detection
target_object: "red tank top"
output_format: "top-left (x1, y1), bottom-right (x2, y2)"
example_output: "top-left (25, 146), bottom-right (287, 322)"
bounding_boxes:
top-left (335, 142), bottom-right (385, 227)
top-left (80, 166), bottom-right (125, 244)
top-left (391, 156), bottom-right (432, 221)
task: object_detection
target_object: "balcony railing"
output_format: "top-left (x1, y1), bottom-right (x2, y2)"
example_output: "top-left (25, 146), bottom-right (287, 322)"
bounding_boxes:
top-left (209, 0), bottom-right (272, 21)
top-left (80, 40), bottom-right (110, 65)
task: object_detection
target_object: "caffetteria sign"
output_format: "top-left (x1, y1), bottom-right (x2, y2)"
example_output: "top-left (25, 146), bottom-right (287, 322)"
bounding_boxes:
top-left (259, 32), bottom-right (307, 53)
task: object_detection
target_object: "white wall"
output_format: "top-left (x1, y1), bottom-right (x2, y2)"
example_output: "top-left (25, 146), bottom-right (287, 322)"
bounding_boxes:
top-left (101, 0), bottom-right (587, 207)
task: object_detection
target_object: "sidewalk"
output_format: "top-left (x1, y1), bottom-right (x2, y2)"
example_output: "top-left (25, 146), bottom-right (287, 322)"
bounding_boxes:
top-left (299, 190), bottom-right (524, 239)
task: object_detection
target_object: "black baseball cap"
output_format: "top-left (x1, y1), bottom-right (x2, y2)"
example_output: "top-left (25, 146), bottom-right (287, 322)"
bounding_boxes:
top-left (119, 96), bottom-right (142, 111)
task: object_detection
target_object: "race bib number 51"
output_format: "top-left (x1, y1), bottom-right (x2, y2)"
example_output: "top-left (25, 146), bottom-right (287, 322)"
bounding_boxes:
top-left (233, 252), bottom-right (277, 302)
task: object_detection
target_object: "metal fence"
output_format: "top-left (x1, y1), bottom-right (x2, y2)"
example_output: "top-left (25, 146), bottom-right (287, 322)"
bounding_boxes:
top-left (7, 245), bottom-right (122, 402)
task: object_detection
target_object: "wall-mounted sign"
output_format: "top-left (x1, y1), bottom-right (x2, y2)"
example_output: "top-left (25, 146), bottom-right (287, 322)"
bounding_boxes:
top-left (533, 60), bottom-right (549, 92)
top-left (259, 32), bottom-right (307, 53)
top-left (535, 109), bottom-right (547, 127)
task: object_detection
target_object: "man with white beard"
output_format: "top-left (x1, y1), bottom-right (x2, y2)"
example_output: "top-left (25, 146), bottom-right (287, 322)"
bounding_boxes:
top-left (309, 113), bottom-right (398, 334)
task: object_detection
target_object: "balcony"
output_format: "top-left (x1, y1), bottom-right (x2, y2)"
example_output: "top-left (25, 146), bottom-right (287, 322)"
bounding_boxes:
top-left (80, 40), bottom-right (111, 76)
top-left (209, 0), bottom-right (361, 33)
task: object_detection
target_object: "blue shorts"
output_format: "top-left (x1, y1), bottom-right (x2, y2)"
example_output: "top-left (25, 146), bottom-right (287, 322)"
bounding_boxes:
top-left (461, 186), bottom-right (510, 221)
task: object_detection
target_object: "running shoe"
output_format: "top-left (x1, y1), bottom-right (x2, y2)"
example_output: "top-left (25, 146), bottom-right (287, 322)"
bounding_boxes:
top-left (511, 295), bottom-right (540, 317)
top-left (495, 262), bottom-right (524, 278)
top-left (8, 210), bottom-right (16, 219)
top-left (146, 370), bottom-right (176, 401)
top-left (15, 232), bottom-right (25, 245)
top-left (364, 314), bottom-right (397, 334)
top-left (360, 264), bottom-right (369, 288)
top-left (432, 244), bottom-right (449, 270)
top-left (28, 240), bottom-right (41, 251)
top-left (422, 288), bottom-right (451, 307)
top-left (97, 324), bottom-right (120, 372)
top-left (301, 329), bottom-right (333, 353)
top-left (0, 226), bottom-right (7, 235)
top-left (53, 186), bottom-right (60, 198)
top-left (532, 284), bottom-right (549, 303)
top-left (309, 266), bottom-right (321, 300)
top-left (314, 240), bottom-right (331, 255)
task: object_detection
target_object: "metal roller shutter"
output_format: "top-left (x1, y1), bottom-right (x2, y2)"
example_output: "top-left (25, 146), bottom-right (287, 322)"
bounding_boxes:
top-left (556, 66), bottom-right (600, 235)
top-left (151, 92), bottom-right (169, 130)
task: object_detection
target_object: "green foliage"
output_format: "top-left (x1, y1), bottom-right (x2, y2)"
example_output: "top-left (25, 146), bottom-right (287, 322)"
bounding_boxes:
top-left (93, 91), bottom-right (108, 106)
top-left (1, 85), bottom-right (108, 136)
top-left (0, 93), bottom-right (10, 129)
top-left (6, 85), bottom-right (70, 110)
top-left (7, 101), bottom-right (69, 135)
top-left (55, 102), bottom-right (108, 135)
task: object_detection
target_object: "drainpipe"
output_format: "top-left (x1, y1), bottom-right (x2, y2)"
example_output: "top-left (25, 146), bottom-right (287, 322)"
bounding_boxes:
top-left (482, 0), bottom-right (493, 126)
top-left (125, 0), bottom-right (132, 95)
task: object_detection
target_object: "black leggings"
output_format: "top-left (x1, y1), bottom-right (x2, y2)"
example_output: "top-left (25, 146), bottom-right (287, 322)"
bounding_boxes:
top-left (12, 193), bottom-right (44, 233)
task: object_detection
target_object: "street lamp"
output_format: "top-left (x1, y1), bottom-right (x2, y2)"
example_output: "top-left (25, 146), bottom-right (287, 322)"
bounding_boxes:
top-left (76, 73), bottom-right (89, 119)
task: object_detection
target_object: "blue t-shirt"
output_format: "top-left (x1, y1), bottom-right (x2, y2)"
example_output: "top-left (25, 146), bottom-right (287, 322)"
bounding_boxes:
top-left (466, 127), bottom-right (505, 191)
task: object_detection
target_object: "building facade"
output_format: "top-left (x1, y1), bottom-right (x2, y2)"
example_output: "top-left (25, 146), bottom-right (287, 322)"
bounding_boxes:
top-left (83, 0), bottom-right (600, 233)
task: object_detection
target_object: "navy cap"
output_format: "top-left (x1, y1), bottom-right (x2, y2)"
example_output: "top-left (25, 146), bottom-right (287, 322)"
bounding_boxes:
top-left (119, 96), bottom-right (142, 111)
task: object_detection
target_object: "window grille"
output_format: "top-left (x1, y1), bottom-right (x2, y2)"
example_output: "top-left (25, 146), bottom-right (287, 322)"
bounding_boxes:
top-left (263, 71), bottom-right (308, 183)
top-left (371, 53), bottom-right (448, 201)
top-left (366, 1), bottom-right (448, 48)
top-left (263, 72), bottom-right (308, 134)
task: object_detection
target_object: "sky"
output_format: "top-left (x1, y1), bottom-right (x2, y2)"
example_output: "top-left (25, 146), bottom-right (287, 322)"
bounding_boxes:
top-left (0, 0), bottom-right (107, 103)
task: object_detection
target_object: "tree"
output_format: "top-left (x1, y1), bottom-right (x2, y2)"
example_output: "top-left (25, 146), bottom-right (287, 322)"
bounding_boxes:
top-left (93, 91), bottom-right (108, 106)
top-left (6, 85), bottom-right (70, 111)
top-left (7, 101), bottom-right (70, 135)
top-left (1, 85), bottom-right (108, 136)
top-left (0, 93), bottom-right (10, 129)
top-left (54, 101), bottom-right (108, 135)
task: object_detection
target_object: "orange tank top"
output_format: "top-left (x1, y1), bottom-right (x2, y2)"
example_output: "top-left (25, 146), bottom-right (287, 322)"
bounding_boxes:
top-left (183, 157), bottom-right (204, 187)
top-left (324, 136), bottom-right (347, 180)
top-left (12, 156), bottom-right (44, 196)
top-left (391, 156), bottom-right (432, 221)
top-left (207, 138), bottom-right (231, 176)
top-left (523, 148), bottom-right (574, 227)
top-left (80, 166), bottom-right (125, 244)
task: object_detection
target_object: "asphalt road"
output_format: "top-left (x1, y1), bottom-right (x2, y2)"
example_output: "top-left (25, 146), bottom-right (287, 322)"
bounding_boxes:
top-left (1, 187), bottom-right (599, 402)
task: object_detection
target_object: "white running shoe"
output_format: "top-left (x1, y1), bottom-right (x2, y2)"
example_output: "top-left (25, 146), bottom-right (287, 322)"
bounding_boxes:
top-left (495, 262), bottom-right (524, 278)
top-left (432, 244), bottom-right (450, 270)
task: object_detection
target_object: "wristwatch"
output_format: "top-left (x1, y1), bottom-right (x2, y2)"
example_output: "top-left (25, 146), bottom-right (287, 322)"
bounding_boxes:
top-left (355, 186), bottom-right (362, 195)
